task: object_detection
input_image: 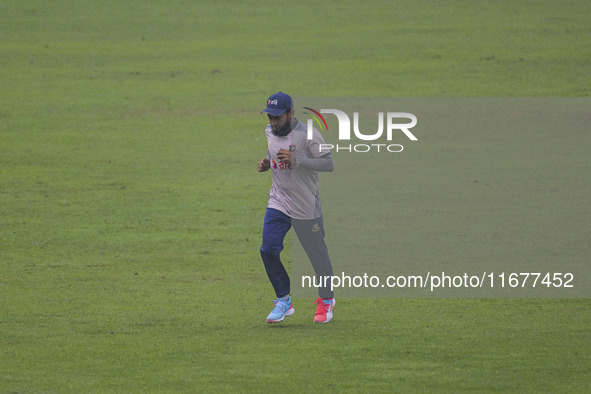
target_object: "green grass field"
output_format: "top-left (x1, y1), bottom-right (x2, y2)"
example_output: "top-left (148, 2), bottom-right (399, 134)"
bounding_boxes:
top-left (1, 0), bottom-right (590, 392)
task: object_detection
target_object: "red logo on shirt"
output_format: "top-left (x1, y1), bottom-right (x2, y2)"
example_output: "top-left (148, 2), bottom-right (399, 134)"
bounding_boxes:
top-left (272, 159), bottom-right (291, 170)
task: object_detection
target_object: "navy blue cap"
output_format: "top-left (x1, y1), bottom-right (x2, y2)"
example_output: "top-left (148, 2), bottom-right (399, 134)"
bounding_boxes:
top-left (260, 92), bottom-right (293, 116)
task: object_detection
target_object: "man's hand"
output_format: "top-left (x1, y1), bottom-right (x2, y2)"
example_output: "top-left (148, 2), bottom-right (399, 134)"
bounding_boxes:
top-left (277, 149), bottom-right (294, 165)
top-left (257, 158), bottom-right (271, 172)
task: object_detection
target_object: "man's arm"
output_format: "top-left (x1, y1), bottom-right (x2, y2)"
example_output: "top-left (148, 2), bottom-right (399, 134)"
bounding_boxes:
top-left (299, 154), bottom-right (334, 172)
top-left (277, 149), bottom-right (334, 172)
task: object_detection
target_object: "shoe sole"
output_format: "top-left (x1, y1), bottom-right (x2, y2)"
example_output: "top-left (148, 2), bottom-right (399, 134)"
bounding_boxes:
top-left (266, 306), bottom-right (295, 323)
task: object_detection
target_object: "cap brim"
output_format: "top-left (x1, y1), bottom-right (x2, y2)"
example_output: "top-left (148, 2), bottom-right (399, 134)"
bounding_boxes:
top-left (260, 108), bottom-right (287, 116)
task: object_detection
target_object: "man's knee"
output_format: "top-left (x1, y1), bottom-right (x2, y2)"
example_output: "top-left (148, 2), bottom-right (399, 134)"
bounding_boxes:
top-left (260, 246), bottom-right (281, 260)
top-left (261, 235), bottom-right (284, 256)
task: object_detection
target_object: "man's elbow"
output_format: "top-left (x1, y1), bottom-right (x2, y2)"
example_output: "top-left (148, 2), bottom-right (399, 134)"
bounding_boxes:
top-left (328, 161), bottom-right (335, 172)
top-left (324, 159), bottom-right (335, 172)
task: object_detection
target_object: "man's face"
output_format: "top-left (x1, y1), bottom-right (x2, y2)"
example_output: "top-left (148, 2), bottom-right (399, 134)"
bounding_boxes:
top-left (268, 111), bottom-right (292, 136)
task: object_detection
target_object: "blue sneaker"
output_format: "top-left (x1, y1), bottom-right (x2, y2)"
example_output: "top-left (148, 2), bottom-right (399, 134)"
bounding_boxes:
top-left (266, 297), bottom-right (295, 323)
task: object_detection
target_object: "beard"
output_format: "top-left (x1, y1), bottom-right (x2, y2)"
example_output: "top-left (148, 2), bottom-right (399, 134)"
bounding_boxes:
top-left (272, 119), bottom-right (292, 137)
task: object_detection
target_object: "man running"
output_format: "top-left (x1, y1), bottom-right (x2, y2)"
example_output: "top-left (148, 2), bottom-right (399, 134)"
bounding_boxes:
top-left (257, 92), bottom-right (336, 323)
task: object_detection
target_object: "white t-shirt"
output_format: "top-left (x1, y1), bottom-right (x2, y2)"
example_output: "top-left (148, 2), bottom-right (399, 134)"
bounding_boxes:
top-left (265, 119), bottom-right (329, 220)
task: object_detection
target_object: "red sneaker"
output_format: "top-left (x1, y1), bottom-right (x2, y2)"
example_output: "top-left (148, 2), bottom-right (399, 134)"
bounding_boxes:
top-left (313, 298), bottom-right (335, 323)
